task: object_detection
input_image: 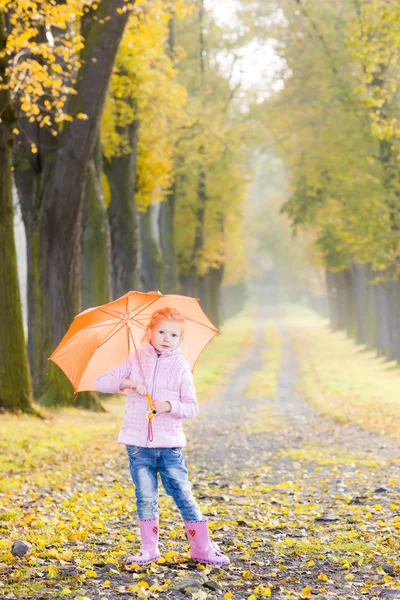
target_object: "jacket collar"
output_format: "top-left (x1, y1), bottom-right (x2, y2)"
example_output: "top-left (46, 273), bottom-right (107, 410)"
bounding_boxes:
top-left (142, 340), bottom-right (182, 360)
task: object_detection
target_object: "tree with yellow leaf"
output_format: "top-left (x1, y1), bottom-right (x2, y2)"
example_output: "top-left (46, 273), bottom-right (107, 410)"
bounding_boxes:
top-left (101, 0), bottom-right (188, 297)
top-left (8, 0), bottom-right (131, 405)
top-left (173, 3), bottom-right (249, 326)
top-left (0, 12), bottom-right (34, 412)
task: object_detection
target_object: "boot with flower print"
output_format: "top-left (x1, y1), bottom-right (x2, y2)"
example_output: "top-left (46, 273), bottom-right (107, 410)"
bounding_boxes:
top-left (184, 519), bottom-right (230, 566)
top-left (126, 518), bottom-right (160, 566)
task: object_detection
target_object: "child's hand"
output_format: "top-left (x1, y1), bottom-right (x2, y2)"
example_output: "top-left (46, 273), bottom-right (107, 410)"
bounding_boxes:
top-left (152, 399), bottom-right (172, 414)
top-left (120, 379), bottom-right (146, 395)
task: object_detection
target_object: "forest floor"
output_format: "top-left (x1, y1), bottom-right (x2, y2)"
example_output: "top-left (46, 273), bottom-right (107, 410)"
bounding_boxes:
top-left (1, 304), bottom-right (400, 600)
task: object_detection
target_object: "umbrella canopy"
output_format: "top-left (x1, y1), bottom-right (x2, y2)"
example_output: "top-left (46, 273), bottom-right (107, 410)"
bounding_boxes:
top-left (49, 291), bottom-right (219, 393)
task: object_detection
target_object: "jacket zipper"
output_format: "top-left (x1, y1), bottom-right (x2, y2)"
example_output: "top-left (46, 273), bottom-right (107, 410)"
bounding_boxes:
top-left (151, 353), bottom-right (161, 398)
top-left (146, 353), bottom-right (161, 446)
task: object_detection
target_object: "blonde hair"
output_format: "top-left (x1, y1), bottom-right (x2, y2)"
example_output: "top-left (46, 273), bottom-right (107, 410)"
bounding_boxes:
top-left (143, 307), bottom-right (185, 342)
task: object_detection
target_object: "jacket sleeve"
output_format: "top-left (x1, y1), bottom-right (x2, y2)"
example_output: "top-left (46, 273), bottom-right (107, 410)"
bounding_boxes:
top-left (169, 366), bottom-right (199, 420)
top-left (94, 355), bottom-right (133, 394)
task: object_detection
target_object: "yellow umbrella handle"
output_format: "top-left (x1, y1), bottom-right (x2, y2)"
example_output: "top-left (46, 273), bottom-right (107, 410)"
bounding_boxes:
top-left (146, 393), bottom-right (156, 421)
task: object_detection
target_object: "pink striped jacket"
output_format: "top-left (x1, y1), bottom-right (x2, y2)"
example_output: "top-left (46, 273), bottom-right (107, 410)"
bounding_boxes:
top-left (94, 342), bottom-right (199, 447)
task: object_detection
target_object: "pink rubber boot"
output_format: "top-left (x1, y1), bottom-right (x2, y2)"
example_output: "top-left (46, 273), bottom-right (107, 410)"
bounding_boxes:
top-left (184, 520), bottom-right (230, 566)
top-left (126, 518), bottom-right (160, 565)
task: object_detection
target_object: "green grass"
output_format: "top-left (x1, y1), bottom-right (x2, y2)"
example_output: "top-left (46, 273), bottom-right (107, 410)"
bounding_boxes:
top-left (283, 304), bottom-right (400, 441)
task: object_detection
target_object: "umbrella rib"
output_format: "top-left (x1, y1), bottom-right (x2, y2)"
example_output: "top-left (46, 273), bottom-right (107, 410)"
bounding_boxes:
top-left (128, 326), bottom-right (148, 391)
top-left (97, 308), bottom-right (122, 318)
top-left (129, 299), bottom-right (219, 333)
top-left (85, 321), bottom-right (119, 329)
top-left (98, 322), bottom-right (126, 348)
top-left (129, 296), bottom-right (162, 319)
top-left (129, 317), bottom-right (145, 329)
top-left (184, 315), bottom-right (219, 332)
top-left (49, 320), bottom-right (119, 358)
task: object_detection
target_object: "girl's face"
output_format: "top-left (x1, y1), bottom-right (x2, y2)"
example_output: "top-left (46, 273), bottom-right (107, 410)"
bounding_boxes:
top-left (149, 318), bottom-right (182, 353)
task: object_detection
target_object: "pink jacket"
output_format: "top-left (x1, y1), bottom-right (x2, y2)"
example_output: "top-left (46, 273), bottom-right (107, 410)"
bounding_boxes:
top-left (94, 342), bottom-right (199, 448)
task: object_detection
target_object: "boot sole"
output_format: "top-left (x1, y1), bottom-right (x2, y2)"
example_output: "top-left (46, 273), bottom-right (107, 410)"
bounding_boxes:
top-left (127, 554), bottom-right (161, 566)
top-left (191, 556), bottom-right (230, 566)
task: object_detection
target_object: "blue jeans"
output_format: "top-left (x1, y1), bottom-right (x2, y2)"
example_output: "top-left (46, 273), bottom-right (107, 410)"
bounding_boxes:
top-left (126, 446), bottom-right (203, 521)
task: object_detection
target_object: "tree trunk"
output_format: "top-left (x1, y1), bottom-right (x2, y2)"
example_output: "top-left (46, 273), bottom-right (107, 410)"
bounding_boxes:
top-left (14, 154), bottom-right (43, 396)
top-left (140, 203), bottom-right (164, 292)
top-left (335, 269), bottom-right (356, 337)
top-left (365, 265), bottom-right (377, 349)
top-left (221, 281), bottom-right (247, 319)
top-left (181, 168), bottom-right (207, 297)
top-left (15, 0), bottom-right (130, 406)
top-left (207, 265), bottom-right (224, 329)
top-left (105, 120), bottom-right (140, 298)
top-left (386, 270), bottom-right (400, 362)
top-left (350, 261), bottom-right (369, 345)
top-left (373, 275), bottom-right (390, 356)
top-left (81, 144), bottom-right (111, 310)
top-left (159, 188), bottom-right (178, 293)
top-left (326, 270), bottom-right (339, 329)
top-left (0, 14), bottom-right (34, 412)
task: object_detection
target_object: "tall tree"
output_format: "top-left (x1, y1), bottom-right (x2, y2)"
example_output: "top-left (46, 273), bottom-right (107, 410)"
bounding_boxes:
top-left (0, 12), bottom-right (34, 412)
top-left (101, 0), bottom-right (188, 296)
top-left (10, 0), bottom-right (131, 405)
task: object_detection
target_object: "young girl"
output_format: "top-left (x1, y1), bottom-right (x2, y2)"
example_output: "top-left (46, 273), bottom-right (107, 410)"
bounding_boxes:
top-left (95, 307), bottom-right (230, 567)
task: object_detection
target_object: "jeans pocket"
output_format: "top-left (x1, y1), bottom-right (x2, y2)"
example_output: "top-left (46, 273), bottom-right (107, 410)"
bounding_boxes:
top-left (126, 445), bottom-right (142, 458)
top-left (170, 447), bottom-right (182, 457)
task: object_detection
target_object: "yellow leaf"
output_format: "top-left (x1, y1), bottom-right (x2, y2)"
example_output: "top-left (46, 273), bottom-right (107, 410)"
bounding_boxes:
top-left (224, 594), bottom-right (233, 599)
top-left (317, 573), bottom-right (328, 581)
top-left (85, 569), bottom-right (97, 577)
top-left (12, 128), bottom-right (20, 135)
top-left (263, 589), bottom-right (271, 597)
top-left (77, 113), bottom-right (89, 120)
top-left (248, 596), bottom-right (257, 600)
top-left (345, 573), bottom-right (354, 580)
top-left (253, 585), bottom-right (265, 594)
top-left (300, 587), bottom-right (312, 599)
top-left (242, 570), bottom-right (255, 580)
top-left (102, 580), bottom-right (111, 588)
top-left (306, 559), bottom-right (314, 567)
top-left (31, 143), bottom-right (38, 154)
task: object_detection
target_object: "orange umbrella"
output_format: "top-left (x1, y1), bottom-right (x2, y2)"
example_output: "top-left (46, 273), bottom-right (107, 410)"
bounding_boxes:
top-left (49, 290), bottom-right (219, 394)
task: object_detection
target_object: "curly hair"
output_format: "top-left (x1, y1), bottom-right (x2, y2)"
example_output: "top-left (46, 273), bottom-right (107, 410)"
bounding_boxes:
top-left (143, 307), bottom-right (185, 342)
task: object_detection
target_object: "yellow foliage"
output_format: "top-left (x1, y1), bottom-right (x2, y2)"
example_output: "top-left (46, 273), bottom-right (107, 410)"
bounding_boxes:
top-left (102, 0), bottom-right (189, 208)
top-left (2, 0), bottom-right (92, 126)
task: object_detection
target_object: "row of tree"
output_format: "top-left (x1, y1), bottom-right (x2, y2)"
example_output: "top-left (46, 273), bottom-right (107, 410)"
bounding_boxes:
top-left (1, 0), bottom-right (249, 413)
top-left (241, 0), bottom-right (400, 361)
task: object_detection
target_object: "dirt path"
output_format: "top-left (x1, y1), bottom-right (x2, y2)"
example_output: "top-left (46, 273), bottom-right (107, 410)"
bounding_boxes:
top-left (181, 308), bottom-right (400, 599)
top-left (23, 308), bottom-right (400, 600)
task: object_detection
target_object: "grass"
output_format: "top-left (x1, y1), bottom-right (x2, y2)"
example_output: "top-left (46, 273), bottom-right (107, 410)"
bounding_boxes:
top-left (283, 305), bottom-right (400, 441)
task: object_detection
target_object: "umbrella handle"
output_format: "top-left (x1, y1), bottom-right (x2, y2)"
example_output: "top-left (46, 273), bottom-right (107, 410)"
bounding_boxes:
top-left (145, 393), bottom-right (156, 443)
top-left (146, 393), bottom-right (156, 421)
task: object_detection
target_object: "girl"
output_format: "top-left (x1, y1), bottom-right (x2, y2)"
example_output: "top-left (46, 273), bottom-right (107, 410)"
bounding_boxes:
top-left (95, 307), bottom-right (230, 567)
